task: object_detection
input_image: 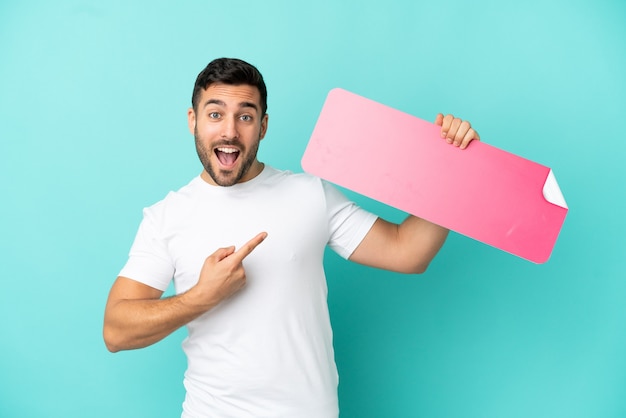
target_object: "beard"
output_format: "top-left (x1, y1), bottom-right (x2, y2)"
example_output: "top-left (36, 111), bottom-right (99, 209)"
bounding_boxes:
top-left (194, 128), bottom-right (261, 187)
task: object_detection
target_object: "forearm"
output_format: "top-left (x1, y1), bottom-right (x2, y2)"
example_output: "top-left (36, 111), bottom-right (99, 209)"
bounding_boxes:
top-left (103, 286), bottom-right (215, 353)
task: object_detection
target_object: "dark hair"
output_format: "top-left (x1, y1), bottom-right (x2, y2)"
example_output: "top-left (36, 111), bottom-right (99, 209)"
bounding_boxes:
top-left (191, 58), bottom-right (267, 115)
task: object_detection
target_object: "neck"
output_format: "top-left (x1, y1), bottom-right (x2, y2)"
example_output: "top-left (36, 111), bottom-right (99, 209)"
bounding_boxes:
top-left (200, 161), bottom-right (265, 186)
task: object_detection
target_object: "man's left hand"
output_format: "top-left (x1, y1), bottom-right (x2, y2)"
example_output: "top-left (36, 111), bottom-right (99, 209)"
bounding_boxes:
top-left (435, 113), bottom-right (480, 150)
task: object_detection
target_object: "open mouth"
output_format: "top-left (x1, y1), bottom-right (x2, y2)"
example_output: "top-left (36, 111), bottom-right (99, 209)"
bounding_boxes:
top-left (215, 147), bottom-right (240, 168)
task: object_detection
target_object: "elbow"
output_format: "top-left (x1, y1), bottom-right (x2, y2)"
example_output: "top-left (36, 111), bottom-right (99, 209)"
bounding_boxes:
top-left (105, 344), bottom-right (120, 354)
top-left (413, 264), bottom-right (429, 275)
top-left (407, 251), bottom-right (440, 274)
top-left (403, 256), bottom-right (432, 275)
top-left (392, 261), bottom-right (430, 275)
top-left (105, 342), bottom-right (121, 353)
top-left (384, 258), bottom-right (431, 275)
top-left (103, 325), bottom-right (124, 353)
top-left (103, 335), bottom-right (119, 353)
top-left (408, 262), bottom-right (429, 275)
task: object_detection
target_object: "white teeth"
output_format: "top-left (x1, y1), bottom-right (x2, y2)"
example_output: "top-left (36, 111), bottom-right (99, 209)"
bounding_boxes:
top-left (217, 147), bottom-right (238, 153)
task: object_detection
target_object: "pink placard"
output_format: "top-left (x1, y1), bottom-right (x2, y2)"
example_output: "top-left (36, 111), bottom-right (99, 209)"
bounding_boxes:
top-left (301, 88), bottom-right (568, 263)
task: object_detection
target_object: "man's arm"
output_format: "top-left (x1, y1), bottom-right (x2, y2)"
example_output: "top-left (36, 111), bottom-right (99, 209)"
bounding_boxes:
top-left (349, 216), bottom-right (448, 274)
top-left (348, 113), bottom-right (479, 274)
top-left (104, 277), bottom-right (204, 352)
top-left (103, 232), bottom-right (267, 352)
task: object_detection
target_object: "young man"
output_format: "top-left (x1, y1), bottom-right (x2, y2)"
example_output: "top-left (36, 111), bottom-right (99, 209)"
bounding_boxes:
top-left (103, 58), bottom-right (479, 417)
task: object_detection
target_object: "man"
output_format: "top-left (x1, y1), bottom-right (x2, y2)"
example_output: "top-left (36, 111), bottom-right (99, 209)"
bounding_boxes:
top-left (103, 58), bottom-right (479, 417)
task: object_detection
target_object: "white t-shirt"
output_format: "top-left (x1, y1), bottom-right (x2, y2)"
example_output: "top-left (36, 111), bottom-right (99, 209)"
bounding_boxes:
top-left (119, 166), bottom-right (378, 418)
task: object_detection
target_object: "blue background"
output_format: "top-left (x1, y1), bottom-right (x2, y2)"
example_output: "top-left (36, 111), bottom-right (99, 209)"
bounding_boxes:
top-left (1, 1), bottom-right (625, 417)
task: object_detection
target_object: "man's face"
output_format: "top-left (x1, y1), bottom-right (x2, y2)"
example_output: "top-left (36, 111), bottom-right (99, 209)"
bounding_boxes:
top-left (188, 83), bottom-right (268, 187)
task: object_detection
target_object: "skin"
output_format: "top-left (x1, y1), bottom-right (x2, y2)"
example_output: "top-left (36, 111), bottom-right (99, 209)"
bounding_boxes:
top-left (103, 83), bottom-right (479, 352)
top-left (436, 112), bottom-right (480, 149)
top-left (189, 83), bottom-right (269, 187)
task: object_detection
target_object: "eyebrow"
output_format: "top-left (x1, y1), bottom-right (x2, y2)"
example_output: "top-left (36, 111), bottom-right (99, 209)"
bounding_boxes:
top-left (202, 99), bottom-right (259, 112)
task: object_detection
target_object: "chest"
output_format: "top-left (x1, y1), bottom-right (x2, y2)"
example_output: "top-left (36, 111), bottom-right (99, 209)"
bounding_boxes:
top-left (164, 189), bottom-right (329, 293)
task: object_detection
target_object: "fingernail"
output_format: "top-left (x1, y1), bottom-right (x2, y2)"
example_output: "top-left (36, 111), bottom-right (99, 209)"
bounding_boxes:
top-left (441, 131), bottom-right (447, 138)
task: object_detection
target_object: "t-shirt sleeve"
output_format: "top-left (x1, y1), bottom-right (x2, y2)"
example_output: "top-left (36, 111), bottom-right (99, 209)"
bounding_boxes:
top-left (118, 205), bottom-right (175, 292)
top-left (322, 180), bottom-right (378, 259)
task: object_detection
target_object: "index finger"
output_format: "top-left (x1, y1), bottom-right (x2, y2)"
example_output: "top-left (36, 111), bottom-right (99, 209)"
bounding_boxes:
top-left (231, 232), bottom-right (268, 262)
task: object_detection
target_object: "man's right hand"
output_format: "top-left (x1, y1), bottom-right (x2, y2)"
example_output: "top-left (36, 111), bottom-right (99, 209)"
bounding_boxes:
top-left (187, 232), bottom-right (268, 309)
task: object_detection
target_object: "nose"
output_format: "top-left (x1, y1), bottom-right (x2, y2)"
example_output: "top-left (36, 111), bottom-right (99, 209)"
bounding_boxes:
top-left (222, 116), bottom-right (239, 140)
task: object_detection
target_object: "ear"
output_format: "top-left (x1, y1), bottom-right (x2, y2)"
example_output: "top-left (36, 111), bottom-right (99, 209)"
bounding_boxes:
top-left (259, 113), bottom-right (269, 140)
top-left (187, 108), bottom-right (196, 135)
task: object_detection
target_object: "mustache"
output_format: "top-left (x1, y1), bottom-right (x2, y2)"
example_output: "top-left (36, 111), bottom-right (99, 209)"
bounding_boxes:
top-left (212, 139), bottom-right (245, 149)
top-left (193, 127), bottom-right (246, 150)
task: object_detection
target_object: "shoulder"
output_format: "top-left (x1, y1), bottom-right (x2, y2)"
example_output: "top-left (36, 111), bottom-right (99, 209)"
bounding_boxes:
top-left (141, 176), bottom-right (202, 223)
top-left (264, 165), bottom-right (319, 183)
top-left (264, 166), bottom-right (358, 213)
top-left (261, 166), bottom-right (327, 191)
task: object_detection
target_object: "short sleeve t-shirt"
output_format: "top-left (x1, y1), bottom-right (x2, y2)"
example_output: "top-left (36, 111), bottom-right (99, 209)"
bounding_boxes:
top-left (119, 166), bottom-right (377, 418)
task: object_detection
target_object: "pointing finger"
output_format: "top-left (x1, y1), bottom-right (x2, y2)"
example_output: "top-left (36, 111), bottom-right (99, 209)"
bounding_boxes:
top-left (231, 232), bottom-right (268, 263)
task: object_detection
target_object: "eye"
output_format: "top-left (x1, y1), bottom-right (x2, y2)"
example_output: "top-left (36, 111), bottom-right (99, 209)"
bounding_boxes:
top-left (240, 115), bottom-right (253, 122)
top-left (208, 112), bottom-right (220, 119)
